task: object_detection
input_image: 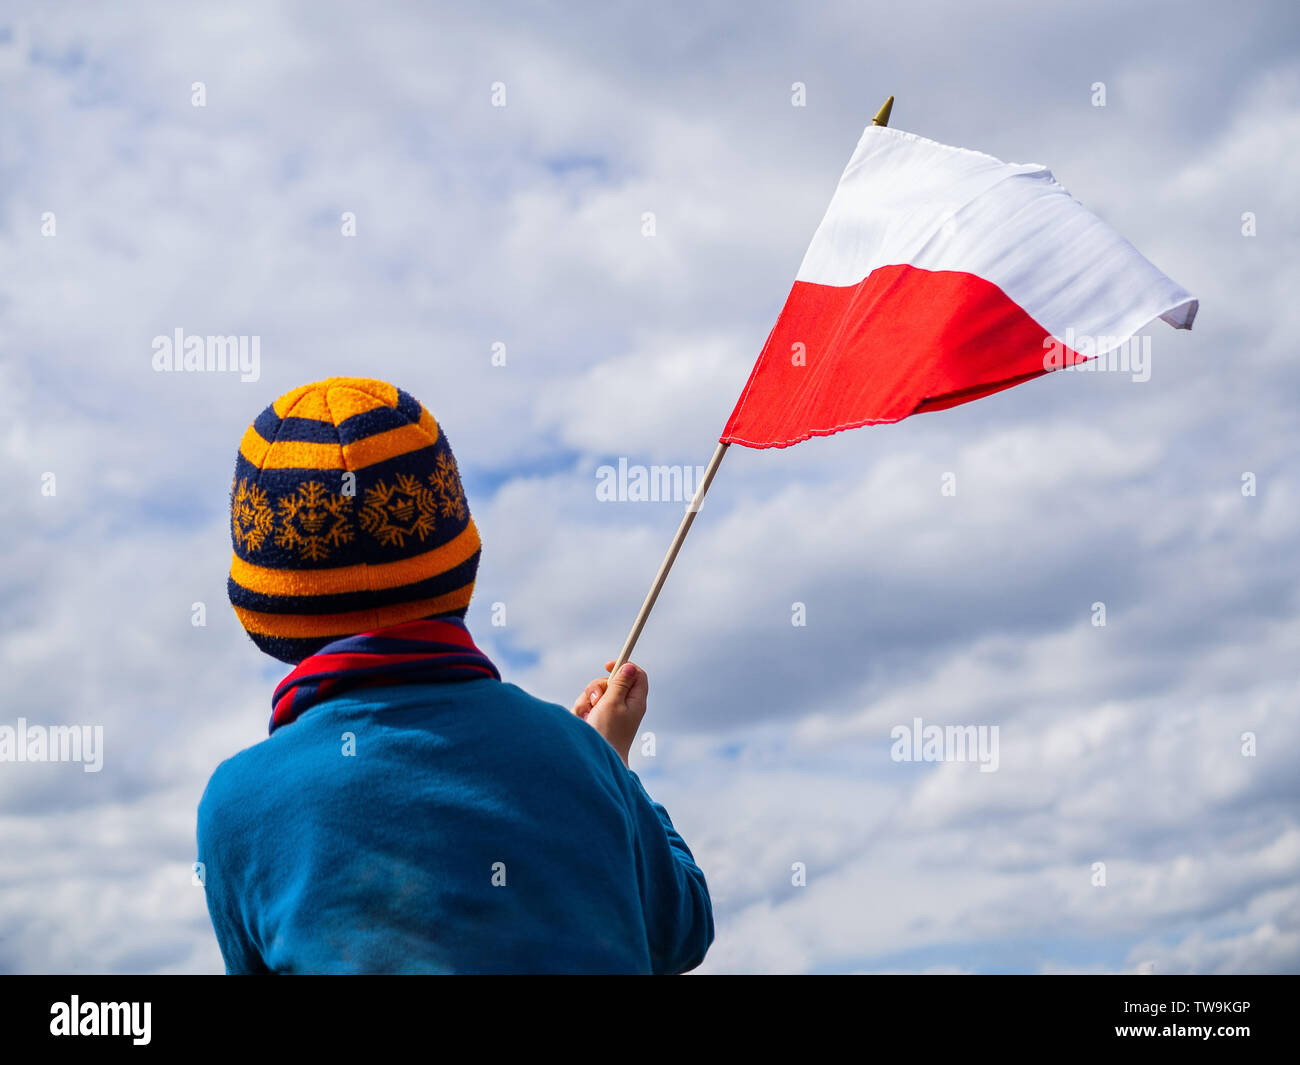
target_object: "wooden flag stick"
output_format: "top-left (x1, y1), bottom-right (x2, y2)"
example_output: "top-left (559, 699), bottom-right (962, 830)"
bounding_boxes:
top-left (608, 95), bottom-right (895, 676)
top-left (609, 440), bottom-right (729, 675)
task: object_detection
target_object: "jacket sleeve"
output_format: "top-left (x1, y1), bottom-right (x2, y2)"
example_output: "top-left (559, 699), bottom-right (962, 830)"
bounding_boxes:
top-left (197, 785), bottom-right (269, 975)
top-left (202, 879), bottom-right (268, 975)
top-left (623, 770), bottom-right (715, 974)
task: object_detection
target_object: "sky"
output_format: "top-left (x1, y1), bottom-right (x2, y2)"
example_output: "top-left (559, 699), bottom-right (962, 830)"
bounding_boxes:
top-left (1, 0), bottom-right (1297, 974)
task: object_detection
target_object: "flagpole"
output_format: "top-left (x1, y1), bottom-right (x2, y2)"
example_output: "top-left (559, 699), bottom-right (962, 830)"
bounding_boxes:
top-left (609, 440), bottom-right (729, 675)
top-left (608, 95), bottom-right (896, 676)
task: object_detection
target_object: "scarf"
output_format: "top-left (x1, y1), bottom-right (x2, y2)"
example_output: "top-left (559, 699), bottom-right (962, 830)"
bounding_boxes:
top-left (269, 616), bottom-right (500, 734)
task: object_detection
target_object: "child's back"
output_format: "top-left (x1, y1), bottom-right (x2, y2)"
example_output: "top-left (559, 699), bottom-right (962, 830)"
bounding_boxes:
top-left (198, 677), bottom-right (712, 974)
top-left (204, 377), bottom-right (713, 973)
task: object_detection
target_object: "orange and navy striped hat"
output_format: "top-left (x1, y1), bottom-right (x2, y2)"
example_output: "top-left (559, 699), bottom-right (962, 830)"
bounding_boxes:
top-left (227, 377), bottom-right (481, 663)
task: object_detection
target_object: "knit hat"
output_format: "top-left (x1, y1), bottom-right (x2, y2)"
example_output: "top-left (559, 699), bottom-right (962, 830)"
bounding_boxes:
top-left (227, 377), bottom-right (480, 663)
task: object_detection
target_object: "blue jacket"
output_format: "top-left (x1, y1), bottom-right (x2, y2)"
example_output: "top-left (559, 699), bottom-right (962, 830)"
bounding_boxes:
top-left (196, 677), bottom-right (714, 974)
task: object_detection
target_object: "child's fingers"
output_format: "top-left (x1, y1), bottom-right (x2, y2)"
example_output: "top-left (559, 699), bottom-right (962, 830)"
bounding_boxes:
top-left (602, 662), bottom-right (641, 704)
top-left (603, 661), bottom-right (646, 696)
top-left (572, 677), bottom-right (608, 718)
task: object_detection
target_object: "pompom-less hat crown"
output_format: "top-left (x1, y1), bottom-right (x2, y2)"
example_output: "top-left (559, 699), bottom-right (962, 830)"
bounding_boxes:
top-left (227, 377), bottom-right (480, 663)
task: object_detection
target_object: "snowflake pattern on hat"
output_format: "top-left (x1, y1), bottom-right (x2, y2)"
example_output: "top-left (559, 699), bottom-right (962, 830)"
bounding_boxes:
top-left (360, 473), bottom-right (439, 548)
top-left (231, 478), bottom-right (274, 552)
top-left (274, 481), bottom-right (355, 561)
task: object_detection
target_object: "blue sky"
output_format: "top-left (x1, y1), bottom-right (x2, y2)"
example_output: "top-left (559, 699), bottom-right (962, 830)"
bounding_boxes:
top-left (1, 0), bottom-right (1298, 973)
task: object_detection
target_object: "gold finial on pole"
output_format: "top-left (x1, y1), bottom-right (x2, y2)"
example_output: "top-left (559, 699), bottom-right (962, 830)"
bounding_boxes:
top-left (872, 95), bottom-right (894, 127)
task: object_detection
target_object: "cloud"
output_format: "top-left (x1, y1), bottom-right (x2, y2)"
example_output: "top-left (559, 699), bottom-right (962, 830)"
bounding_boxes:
top-left (1, 0), bottom-right (1297, 974)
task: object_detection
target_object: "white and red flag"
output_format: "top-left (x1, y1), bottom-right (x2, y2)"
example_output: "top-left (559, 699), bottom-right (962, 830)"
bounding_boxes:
top-left (720, 125), bottom-right (1198, 448)
top-left (611, 112), bottom-right (1198, 671)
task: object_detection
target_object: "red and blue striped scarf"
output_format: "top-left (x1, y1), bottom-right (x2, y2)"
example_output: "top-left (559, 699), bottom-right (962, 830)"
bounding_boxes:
top-left (269, 617), bottom-right (500, 733)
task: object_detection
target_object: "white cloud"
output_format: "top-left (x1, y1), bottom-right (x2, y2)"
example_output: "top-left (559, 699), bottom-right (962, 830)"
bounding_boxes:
top-left (1, 0), bottom-right (1297, 974)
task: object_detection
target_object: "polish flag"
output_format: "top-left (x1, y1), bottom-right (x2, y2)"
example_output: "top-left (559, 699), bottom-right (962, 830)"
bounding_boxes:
top-left (720, 126), bottom-right (1198, 449)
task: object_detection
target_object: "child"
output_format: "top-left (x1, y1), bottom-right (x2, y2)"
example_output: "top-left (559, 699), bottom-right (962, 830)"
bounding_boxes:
top-left (198, 377), bottom-right (714, 974)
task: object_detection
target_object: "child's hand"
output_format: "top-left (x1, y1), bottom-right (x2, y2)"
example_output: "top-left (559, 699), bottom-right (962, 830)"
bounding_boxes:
top-left (572, 660), bottom-right (648, 767)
